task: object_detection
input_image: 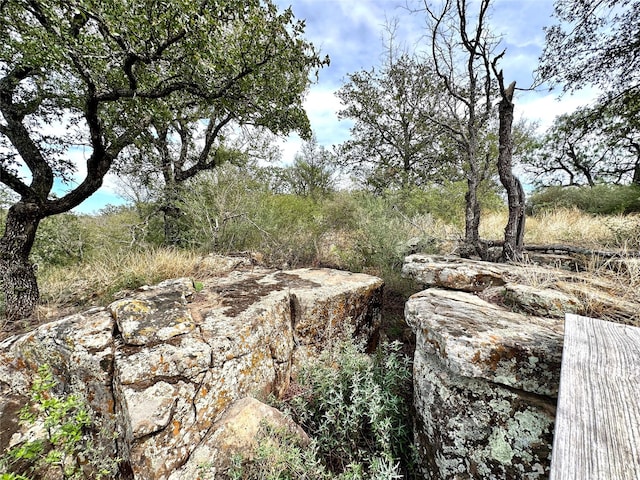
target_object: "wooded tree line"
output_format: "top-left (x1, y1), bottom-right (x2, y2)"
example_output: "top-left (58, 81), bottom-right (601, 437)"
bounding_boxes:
top-left (1, 0), bottom-right (637, 323)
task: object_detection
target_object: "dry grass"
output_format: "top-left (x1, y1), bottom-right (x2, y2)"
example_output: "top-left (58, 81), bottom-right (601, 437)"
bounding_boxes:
top-left (31, 207), bottom-right (640, 323)
top-left (38, 248), bottom-right (217, 313)
top-left (481, 208), bottom-right (640, 249)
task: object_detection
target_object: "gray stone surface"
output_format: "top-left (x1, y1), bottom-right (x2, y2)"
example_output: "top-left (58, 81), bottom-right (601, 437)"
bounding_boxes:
top-left (168, 396), bottom-right (310, 479)
top-left (403, 253), bottom-right (640, 326)
top-left (0, 262), bottom-right (383, 480)
top-left (406, 287), bottom-right (563, 480)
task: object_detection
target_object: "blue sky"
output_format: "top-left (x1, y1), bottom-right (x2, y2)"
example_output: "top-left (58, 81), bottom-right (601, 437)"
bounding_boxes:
top-left (271, 0), bottom-right (598, 162)
top-left (74, 0), bottom-right (596, 214)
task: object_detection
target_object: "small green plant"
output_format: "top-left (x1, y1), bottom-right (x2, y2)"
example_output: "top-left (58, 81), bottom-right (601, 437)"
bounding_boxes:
top-left (225, 340), bottom-right (417, 479)
top-left (227, 421), bottom-right (329, 480)
top-left (287, 340), bottom-right (414, 476)
top-left (0, 365), bottom-right (118, 480)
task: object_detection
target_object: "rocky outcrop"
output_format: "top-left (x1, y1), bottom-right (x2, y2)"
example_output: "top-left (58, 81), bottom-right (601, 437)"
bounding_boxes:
top-left (403, 255), bottom-right (571, 479)
top-left (0, 262), bottom-right (382, 480)
top-left (403, 254), bottom-right (640, 325)
top-left (403, 254), bottom-right (640, 479)
top-left (406, 289), bottom-right (562, 479)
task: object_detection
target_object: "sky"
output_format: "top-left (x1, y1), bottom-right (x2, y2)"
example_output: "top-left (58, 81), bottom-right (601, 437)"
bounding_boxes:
top-left (73, 0), bottom-right (597, 214)
top-left (271, 0), bottom-right (598, 163)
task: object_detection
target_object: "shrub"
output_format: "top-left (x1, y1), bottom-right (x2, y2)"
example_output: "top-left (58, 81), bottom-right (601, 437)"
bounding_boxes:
top-left (0, 365), bottom-right (119, 480)
top-left (386, 181), bottom-right (503, 225)
top-left (528, 184), bottom-right (640, 215)
top-left (226, 340), bottom-right (417, 479)
top-left (226, 422), bottom-right (329, 480)
top-left (286, 340), bottom-right (414, 475)
top-left (229, 342), bottom-right (415, 480)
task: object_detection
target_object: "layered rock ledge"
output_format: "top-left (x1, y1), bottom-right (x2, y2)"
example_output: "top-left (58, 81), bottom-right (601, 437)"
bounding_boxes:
top-left (0, 261), bottom-right (383, 480)
top-left (403, 253), bottom-right (640, 479)
top-left (402, 255), bottom-right (569, 479)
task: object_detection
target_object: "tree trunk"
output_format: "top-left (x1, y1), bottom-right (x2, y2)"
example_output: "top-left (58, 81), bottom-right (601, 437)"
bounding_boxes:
top-left (0, 202), bottom-right (42, 324)
top-left (497, 81), bottom-right (525, 262)
top-left (462, 174), bottom-right (484, 259)
top-left (162, 176), bottom-right (184, 247)
top-left (163, 202), bottom-right (183, 247)
top-left (632, 159), bottom-right (640, 186)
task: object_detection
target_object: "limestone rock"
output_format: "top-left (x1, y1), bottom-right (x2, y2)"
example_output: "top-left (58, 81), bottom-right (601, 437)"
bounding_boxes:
top-left (0, 308), bottom-right (118, 476)
top-left (406, 288), bottom-right (562, 479)
top-left (402, 254), bottom-right (514, 292)
top-left (0, 260), bottom-right (382, 480)
top-left (285, 268), bottom-right (383, 362)
top-left (110, 278), bottom-right (196, 346)
top-left (403, 253), bottom-right (640, 326)
top-left (502, 284), bottom-right (581, 318)
top-left (168, 397), bottom-right (309, 479)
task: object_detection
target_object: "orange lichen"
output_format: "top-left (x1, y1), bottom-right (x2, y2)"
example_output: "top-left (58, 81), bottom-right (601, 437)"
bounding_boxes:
top-left (471, 351), bottom-right (482, 364)
top-left (172, 419), bottom-right (181, 437)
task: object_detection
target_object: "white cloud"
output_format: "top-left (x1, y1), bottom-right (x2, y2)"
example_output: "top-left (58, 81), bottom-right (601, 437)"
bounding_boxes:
top-left (517, 87), bottom-right (601, 131)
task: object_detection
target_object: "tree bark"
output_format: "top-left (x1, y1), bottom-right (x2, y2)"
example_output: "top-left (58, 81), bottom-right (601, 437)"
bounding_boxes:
top-left (496, 81), bottom-right (525, 262)
top-left (0, 202), bottom-right (42, 324)
top-left (462, 174), bottom-right (484, 258)
top-left (161, 162), bottom-right (184, 247)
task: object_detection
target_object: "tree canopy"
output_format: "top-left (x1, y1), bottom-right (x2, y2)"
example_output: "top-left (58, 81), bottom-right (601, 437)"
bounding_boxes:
top-left (539, 0), bottom-right (640, 143)
top-left (524, 107), bottom-right (640, 187)
top-left (0, 0), bottom-right (327, 322)
top-left (534, 0), bottom-right (640, 192)
top-left (540, 0), bottom-right (639, 101)
top-left (337, 51), bottom-right (452, 191)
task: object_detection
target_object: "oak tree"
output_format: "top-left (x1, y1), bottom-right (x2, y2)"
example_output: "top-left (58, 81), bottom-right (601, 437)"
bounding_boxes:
top-left (538, 0), bottom-right (640, 189)
top-left (524, 108), bottom-right (640, 188)
top-left (336, 49), bottom-right (451, 192)
top-left (540, 0), bottom-right (639, 111)
top-left (0, 0), bottom-right (326, 323)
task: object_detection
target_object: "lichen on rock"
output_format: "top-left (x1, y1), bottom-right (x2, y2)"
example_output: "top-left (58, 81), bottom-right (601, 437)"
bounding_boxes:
top-left (0, 261), bottom-right (383, 480)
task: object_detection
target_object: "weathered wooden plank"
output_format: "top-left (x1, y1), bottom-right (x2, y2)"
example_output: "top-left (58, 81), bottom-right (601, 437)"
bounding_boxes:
top-left (550, 314), bottom-right (640, 480)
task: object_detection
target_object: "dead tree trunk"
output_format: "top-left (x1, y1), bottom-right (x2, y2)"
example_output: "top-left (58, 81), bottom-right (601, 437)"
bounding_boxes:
top-left (495, 79), bottom-right (525, 262)
top-left (462, 173), bottom-right (484, 258)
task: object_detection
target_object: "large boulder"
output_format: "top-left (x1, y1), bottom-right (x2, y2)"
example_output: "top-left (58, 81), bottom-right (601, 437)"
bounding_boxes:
top-left (0, 263), bottom-right (383, 480)
top-left (402, 255), bottom-right (572, 479)
top-left (406, 288), bottom-right (562, 479)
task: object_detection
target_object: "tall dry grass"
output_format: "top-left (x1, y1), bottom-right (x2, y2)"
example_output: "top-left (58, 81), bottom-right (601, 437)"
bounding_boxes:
top-left (33, 205), bottom-right (640, 320)
top-left (38, 248), bottom-right (211, 313)
top-left (481, 208), bottom-right (640, 250)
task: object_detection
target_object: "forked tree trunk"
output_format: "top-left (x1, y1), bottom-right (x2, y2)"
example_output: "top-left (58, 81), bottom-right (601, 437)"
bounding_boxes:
top-left (0, 202), bottom-right (42, 324)
top-left (497, 81), bottom-right (525, 262)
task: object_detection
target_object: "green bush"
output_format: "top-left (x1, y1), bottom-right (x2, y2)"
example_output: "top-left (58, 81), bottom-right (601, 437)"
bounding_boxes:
top-left (31, 214), bottom-right (90, 267)
top-left (385, 181), bottom-right (504, 225)
top-left (528, 184), bottom-right (640, 215)
top-left (227, 342), bottom-right (417, 480)
top-left (226, 340), bottom-right (416, 479)
top-left (0, 365), bottom-right (119, 480)
top-left (286, 340), bottom-right (414, 476)
top-left (226, 423), bottom-right (329, 480)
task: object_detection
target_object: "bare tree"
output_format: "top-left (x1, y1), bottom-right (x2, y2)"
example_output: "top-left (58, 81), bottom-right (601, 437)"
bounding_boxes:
top-left (420, 0), bottom-right (497, 258)
top-left (492, 55), bottom-right (525, 261)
